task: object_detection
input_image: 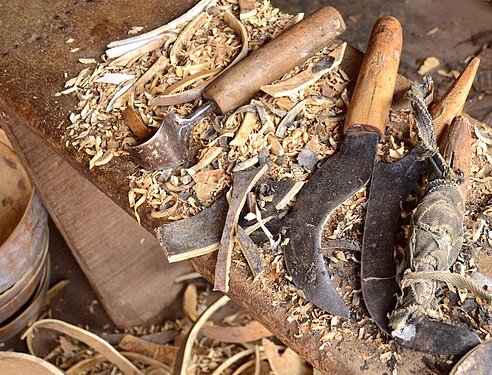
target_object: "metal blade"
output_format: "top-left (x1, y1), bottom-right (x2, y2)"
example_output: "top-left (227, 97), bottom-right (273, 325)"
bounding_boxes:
top-left (361, 148), bottom-right (423, 333)
top-left (394, 316), bottom-right (481, 356)
top-left (128, 101), bottom-right (216, 170)
top-left (128, 113), bottom-right (189, 170)
top-left (283, 129), bottom-right (379, 318)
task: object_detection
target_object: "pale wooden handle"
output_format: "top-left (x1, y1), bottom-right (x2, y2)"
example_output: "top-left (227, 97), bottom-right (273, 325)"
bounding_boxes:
top-left (344, 16), bottom-right (402, 137)
top-left (203, 6), bottom-right (346, 114)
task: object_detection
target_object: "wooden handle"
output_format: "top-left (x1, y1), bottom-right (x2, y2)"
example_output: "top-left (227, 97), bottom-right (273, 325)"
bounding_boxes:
top-left (203, 6), bottom-right (346, 114)
top-left (432, 57), bottom-right (480, 142)
top-left (344, 16), bottom-right (402, 137)
top-left (439, 115), bottom-right (472, 200)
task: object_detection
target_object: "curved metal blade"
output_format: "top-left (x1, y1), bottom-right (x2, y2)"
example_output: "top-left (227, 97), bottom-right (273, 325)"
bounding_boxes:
top-left (283, 129), bottom-right (379, 318)
top-left (128, 101), bottom-right (216, 170)
top-left (394, 316), bottom-right (481, 356)
top-left (361, 148), bottom-right (423, 333)
top-left (128, 112), bottom-right (189, 170)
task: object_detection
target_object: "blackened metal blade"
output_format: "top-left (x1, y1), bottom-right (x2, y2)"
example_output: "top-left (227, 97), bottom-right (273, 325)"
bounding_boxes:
top-left (361, 148), bottom-right (423, 333)
top-left (394, 316), bottom-right (481, 356)
top-left (283, 129), bottom-right (379, 318)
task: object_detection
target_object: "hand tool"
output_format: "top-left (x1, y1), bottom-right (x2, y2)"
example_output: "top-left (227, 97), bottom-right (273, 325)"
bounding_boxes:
top-left (128, 6), bottom-right (346, 170)
top-left (390, 112), bottom-right (481, 356)
top-left (361, 58), bottom-right (481, 355)
top-left (282, 16), bottom-right (403, 317)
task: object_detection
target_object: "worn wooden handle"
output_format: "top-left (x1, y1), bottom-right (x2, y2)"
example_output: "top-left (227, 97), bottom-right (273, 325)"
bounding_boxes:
top-left (203, 6), bottom-right (346, 114)
top-left (344, 16), bottom-right (402, 137)
top-left (439, 115), bottom-right (472, 200)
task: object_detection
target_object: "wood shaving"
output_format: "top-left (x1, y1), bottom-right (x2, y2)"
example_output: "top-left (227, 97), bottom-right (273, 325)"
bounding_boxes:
top-left (418, 56), bottom-right (440, 75)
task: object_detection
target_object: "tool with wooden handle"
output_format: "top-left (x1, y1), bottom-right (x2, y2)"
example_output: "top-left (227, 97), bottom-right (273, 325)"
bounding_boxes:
top-left (361, 57), bottom-right (479, 343)
top-left (128, 6), bottom-right (346, 170)
top-left (282, 16), bottom-right (403, 317)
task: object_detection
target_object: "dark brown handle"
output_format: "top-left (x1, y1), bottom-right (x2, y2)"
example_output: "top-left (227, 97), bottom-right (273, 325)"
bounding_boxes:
top-left (344, 16), bottom-right (402, 137)
top-left (203, 6), bottom-right (346, 114)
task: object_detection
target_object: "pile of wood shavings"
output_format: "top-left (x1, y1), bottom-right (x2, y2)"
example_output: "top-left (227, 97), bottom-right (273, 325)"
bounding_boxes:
top-left (60, 0), bottom-right (309, 223)
top-left (37, 281), bottom-right (309, 374)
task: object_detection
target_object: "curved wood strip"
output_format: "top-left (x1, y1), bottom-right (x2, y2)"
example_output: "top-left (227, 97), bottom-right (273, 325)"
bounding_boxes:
top-left (261, 42), bottom-right (346, 98)
top-left (23, 319), bottom-right (144, 375)
top-left (150, 11), bottom-right (249, 107)
top-left (162, 67), bottom-right (222, 95)
top-left (178, 295), bottom-right (230, 375)
top-left (107, 0), bottom-right (213, 48)
top-left (170, 12), bottom-right (209, 66)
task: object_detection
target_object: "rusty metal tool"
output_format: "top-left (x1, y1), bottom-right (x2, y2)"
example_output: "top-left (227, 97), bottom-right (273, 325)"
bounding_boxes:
top-left (361, 58), bottom-right (480, 355)
top-left (128, 6), bottom-right (346, 170)
top-left (282, 16), bottom-right (403, 317)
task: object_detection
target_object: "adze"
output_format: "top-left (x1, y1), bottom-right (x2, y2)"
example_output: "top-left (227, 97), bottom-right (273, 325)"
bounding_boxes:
top-left (362, 57), bottom-right (481, 356)
top-left (128, 6), bottom-right (346, 170)
top-left (282, 16), bottom-right (403, 317)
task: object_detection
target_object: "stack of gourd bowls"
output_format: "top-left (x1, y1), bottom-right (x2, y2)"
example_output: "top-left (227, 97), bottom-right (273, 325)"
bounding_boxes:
top-left (0, 131), bottom-right (49, 340)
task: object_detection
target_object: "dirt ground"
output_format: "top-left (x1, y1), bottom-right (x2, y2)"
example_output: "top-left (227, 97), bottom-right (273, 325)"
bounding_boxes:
top-left (1, 0), bottom-right (491, 372)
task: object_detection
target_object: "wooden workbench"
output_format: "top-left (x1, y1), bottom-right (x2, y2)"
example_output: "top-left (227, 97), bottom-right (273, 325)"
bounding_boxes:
top-left (0, 0), bottom-right (480, 373)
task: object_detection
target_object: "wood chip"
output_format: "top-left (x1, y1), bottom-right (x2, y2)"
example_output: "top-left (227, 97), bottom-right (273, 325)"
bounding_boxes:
top-left (230, 112), bottom-right (258, 147)
top-left (276, 98), bottom-right (309, 138)
top-left (117, 334), bottom-right (178, 365)
top-left (183, 283), bottom-right (199, 321)
top-left (94, 73), bottom-right (135, 85)
top-left (110, 33), bottom-right (172, 67)
top-left (107, 0), bottom-right (213, 48)
top-left (170, 12), bottom-right (209, 65)
top-left (214, 164), bottom-right (268, 292)
top-left (66, 352), bottom-right (171, 374)
top-left (239, 0), bottom-right (257, 20)
top-left (262, 338), bottom-right (309, 375)
top-left (261, 42), bottom-right (346, 98)
top-left (189, 146), bottom-right (223, 173)
top-left (210, 348), bottom-right (255, 375)
top-left (418, 56), bottom-right (440, 76)
top-left (201, 320), bottom-right (271, 343)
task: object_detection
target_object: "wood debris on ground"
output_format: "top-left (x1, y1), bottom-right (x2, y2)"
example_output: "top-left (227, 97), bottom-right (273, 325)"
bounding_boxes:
top-left (59, 0), bottom-right (492, 372)
top-left (23, 282), bottom-right (311, 375)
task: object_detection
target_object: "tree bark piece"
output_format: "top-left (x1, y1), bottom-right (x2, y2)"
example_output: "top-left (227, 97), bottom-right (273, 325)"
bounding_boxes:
top-left (156, 196), bottom-right (228, 262)
top-left (236, 226), bottom-right (265, 279)
top-left (201, 320), bottom-right (271, 343)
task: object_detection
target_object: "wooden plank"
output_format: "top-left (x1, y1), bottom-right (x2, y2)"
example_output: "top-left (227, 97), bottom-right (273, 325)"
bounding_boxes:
top-left (1, 120), bottom-right (190, 328)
